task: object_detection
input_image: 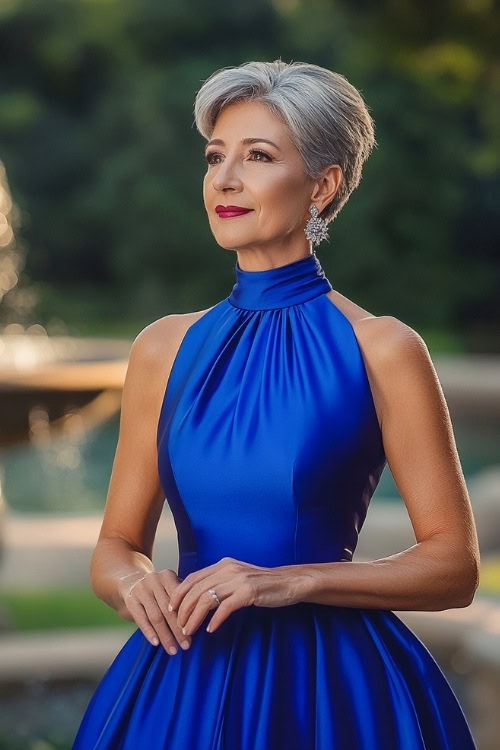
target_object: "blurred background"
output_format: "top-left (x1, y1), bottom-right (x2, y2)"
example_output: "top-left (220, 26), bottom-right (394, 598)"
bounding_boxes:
top-left (0, 0), bottom-right (499, 748)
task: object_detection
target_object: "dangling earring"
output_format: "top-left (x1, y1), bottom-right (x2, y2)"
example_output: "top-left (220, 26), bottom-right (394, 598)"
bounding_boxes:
top-left (304, 204), bottom-right (329, 247)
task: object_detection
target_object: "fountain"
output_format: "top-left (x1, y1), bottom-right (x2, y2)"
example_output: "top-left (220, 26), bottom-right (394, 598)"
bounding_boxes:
top-left (0, 161), bottom-right (130, 624)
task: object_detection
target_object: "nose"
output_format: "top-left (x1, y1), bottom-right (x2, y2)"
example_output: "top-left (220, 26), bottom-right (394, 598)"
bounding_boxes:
top-left (210, 154), bottom-right (243, 192)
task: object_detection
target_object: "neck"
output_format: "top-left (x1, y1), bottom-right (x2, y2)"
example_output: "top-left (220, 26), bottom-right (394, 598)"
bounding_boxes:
top-left (233, 244), bottom-right (315, 273)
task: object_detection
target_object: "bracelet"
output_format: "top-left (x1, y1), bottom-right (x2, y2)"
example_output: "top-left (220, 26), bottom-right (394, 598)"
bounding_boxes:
top-left (117, 571), bottom-right (144, 583)
top-left (124, 571), bottom-right (152, 597)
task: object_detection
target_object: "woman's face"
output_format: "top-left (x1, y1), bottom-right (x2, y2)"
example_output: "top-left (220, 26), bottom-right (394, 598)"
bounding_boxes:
top-left (202, 99), bottom-right (340, 268)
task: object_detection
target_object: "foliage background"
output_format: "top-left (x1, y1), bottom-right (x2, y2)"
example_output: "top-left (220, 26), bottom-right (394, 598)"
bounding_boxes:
top-left (0, 0), bottom-right (499, 348)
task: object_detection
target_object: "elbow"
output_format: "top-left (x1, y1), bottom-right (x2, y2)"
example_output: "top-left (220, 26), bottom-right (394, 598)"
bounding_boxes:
top-left (454, 589), bottom-right (477, 609)
top-left (453, 560), bottom-right (480, 608)
top-left (89, 549), bottom-right (101, 599)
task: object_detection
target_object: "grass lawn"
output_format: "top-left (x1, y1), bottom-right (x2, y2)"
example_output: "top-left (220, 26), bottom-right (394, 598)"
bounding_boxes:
top-left (1, 588), bottom-right (132, 631)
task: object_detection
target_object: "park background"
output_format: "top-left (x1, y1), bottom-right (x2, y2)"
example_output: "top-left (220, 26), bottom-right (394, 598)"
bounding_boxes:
top-left (0, 0), bottom-right (499, 748)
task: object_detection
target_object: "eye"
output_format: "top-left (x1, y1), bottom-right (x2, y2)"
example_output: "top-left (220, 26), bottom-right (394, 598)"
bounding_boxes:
top-left (204, 149), bottom-right (273, 165)
top-left (248, 148), bottom-right (272, 162)
top-left (204, 151), bottom-right (221, 166)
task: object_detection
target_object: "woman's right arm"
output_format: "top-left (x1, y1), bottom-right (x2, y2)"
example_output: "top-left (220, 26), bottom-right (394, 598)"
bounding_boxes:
top-left (90, 316), bottom-right (180, 621)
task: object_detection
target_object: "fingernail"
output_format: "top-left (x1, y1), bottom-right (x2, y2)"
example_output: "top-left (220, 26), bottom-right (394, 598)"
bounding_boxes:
top-left (151, 637), bottom-right (159, 646)
top-left (168, 645), bottom-right (177, 655)
top-left (181, 640), bottom-right (190, 650)
top-left (168, 603), bottom-right (173, 612)
top-left (181, 626), bottom-right (186, 635)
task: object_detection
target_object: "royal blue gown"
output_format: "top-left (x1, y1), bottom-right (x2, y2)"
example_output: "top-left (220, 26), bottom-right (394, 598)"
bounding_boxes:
top-left (72, 252), bottom-right (476, 749)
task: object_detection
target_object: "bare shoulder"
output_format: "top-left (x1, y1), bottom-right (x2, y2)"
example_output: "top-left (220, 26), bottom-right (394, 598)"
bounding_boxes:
top-left (355, 314), bottom-right (429, 366)
top-left (121, 306), bottom-right (215, 421)
top-left (130, 306), bottom-right (215, 373)
top-left (324, 288), bottom-right (429, 369)
top-left (356, 315), bottom-right (444, 436)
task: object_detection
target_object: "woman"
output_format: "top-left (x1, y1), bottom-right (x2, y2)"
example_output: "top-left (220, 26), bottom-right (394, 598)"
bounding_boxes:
top-left (72, 60), bottom-right (480, 749)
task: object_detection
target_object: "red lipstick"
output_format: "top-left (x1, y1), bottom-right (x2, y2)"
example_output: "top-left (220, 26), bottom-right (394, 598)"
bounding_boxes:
top-left (216, 205), bottom-right (253, 218)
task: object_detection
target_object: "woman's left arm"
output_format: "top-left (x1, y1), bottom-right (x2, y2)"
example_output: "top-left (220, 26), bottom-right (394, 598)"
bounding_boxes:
top-left (294, 316), bottom-right (481, 612)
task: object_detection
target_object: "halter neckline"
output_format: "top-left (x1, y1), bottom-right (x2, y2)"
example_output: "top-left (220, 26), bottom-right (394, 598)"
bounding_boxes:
top-left (228, 252), bottom-right (332, 311)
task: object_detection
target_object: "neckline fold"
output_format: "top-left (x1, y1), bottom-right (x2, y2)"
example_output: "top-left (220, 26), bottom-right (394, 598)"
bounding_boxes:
top-left (228, 252), bottom-right (332, 311)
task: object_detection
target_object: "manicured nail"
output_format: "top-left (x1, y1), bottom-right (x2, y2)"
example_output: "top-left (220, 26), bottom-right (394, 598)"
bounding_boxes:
top-left (168, 645), bottom-right (177, 655)
top-left (181, 640), bottom-right (190, 650)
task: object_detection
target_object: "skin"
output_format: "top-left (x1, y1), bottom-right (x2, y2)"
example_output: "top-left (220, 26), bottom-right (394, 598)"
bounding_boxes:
top-left (202, 99), bottom-right (342, 270)
top-left (90, 100), bottom-right (480, 655)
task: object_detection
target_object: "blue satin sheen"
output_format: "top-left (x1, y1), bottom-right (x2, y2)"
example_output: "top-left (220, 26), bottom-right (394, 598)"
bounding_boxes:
top-left (72, 252), bottom-right (476, 749)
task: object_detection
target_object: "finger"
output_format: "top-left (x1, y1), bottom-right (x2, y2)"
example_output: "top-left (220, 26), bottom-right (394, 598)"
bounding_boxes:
top-left (176, 571), bottom-right (239, 629)
top-left (152, 584), bottom-right (191, 651)
top-left (151, 581), bottom-right (173, 620)
top-left (182, 582), bottom-right (239, 636)
top-left (175, 580), bottom-right (210, 629)
top-left (126, 598), bottom-right (161, 646)
top-left (168, 571), bottom-right (203, 613)
top-left (123, 573), bottom-right (186, 654)
top-left (168, 559), bottom-right (231, 612)
top-left (142, 593), bottom-right (183, 655)
top-left (180, 588), bottom-right (221, 636)
top-left (206, 592), bottom-right (242, 634)
top-left (155, 570), bottom-right (182, 613)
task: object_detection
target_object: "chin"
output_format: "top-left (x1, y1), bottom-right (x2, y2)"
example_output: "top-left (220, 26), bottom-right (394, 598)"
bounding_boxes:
top-left (213, 234), bottom-right (256, 251)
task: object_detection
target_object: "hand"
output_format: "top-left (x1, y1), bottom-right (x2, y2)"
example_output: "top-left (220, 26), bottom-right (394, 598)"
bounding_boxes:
top-left (118, 568), bottom-right (192, 655)
top-left (168, 557), bottom-right (303, 636)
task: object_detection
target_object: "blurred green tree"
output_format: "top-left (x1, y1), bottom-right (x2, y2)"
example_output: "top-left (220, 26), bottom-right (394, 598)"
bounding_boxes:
top-left (0, 0), bottom-right (498, 348)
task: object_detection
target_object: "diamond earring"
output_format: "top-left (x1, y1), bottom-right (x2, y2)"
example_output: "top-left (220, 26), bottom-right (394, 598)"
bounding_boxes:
top-left (304, 204), bottom-right (329, 247)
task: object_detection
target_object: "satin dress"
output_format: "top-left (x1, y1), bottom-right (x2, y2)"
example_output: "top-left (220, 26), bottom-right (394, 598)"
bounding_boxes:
top-left (72, 252), bottom-right (476, 749)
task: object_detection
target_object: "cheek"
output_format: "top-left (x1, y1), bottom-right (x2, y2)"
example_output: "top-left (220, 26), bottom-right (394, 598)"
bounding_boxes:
top-left (266, 169), bottom-right (303, 201)
top-left (262, 177), bottom-right (305, 221)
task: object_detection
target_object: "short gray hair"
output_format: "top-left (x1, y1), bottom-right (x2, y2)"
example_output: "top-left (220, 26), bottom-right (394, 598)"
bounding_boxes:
top-left (193, 59), bottom-right (377, 224)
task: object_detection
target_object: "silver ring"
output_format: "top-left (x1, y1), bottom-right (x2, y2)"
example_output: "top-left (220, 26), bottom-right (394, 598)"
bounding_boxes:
top-left (208, 588), bottom-right (221, 607)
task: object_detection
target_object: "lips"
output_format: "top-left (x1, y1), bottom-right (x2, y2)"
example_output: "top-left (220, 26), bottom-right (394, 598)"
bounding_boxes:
top-left (216, 205), bottom-right (253, 217)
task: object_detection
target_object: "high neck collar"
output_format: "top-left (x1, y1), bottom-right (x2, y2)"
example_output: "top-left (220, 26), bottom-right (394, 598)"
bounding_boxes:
top-left (228, 252), bottom-right (332, 311)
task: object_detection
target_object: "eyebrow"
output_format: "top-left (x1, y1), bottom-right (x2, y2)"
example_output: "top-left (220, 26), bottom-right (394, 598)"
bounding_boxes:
top-left (205, 137), bottom-right (281, 152)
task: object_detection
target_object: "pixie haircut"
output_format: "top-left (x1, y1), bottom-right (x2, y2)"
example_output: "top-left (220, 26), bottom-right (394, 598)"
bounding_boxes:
top-left (193, 59), bottom-right (376, 225)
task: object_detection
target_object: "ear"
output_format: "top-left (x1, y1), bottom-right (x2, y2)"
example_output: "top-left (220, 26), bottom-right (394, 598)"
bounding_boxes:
top-left (310, 164), bottom-right (343, 213)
